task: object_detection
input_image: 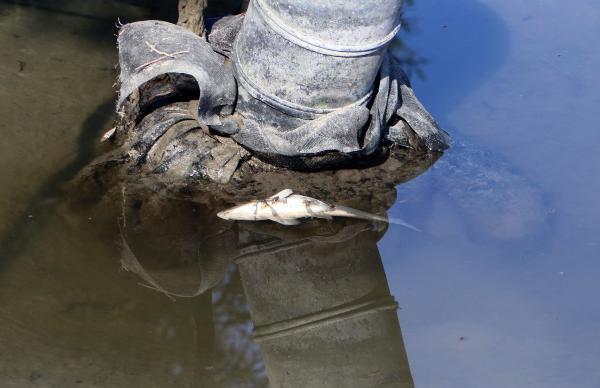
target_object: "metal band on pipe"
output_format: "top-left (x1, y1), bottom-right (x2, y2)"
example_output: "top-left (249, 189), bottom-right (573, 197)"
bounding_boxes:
top-left (253, 296), bottom-right (399, 342)
top-left (253, 0), bottom-right (402, 58)
top-left (233, 43), bottom-right (374, 119)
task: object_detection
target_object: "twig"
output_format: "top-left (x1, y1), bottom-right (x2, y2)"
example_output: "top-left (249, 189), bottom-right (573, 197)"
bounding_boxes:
top-left (134, 42), bottom-right (190, 72)
top-left (100, 127), bottom-right (116, 142)
top-left (121, 184), bottom-right (127, 229)
top-left (145, 41), bottom-right (177, 58)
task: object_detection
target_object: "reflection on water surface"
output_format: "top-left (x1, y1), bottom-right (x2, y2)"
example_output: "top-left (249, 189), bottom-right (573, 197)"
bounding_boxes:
top-left (1, 0), bottom-right (600, 387)
top-left (1, 154), bottom-right (424, 386)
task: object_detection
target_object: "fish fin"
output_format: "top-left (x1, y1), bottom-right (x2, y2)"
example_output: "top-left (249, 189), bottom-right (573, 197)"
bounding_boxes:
top-left (314, 214), bottom-right (333, 220)
top-left (273, 218), bottom-right (301, 226)
top-left (269, 189), bottom-right (294, 200)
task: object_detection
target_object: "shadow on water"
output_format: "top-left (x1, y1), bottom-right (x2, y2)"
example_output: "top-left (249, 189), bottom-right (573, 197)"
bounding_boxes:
top-left (393, 0), bottom-right (553, 251)
top-left (0, 99), bottom-right (114, 268)
top-left (0, 0), bottom-right (180, 269)
top-left (398, 0), bottom-right (510, 115)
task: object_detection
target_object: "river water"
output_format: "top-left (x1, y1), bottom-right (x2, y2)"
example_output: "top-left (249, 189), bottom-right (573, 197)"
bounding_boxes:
top-left (0, 0), bottom-right (599, 387)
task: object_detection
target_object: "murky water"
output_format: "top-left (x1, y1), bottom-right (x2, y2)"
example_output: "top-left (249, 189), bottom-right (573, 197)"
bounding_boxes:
top-left (1, 1), bottom-right (599, 387)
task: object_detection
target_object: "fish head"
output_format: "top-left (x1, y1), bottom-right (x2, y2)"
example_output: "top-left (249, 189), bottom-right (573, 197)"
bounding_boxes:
top-left (217, 201), bottom-right (260, 221)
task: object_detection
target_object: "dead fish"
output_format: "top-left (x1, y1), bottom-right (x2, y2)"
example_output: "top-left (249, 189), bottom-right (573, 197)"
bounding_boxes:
top-left (217, 189), bottom-right (420, 231)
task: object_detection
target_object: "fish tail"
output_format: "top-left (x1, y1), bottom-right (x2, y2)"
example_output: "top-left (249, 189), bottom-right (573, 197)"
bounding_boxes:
top-left (327, 205), bottom-right (389, 223)
top-left (328, 205), bottom-right (421, 232)
top-left (386, 216), bottom-right (421, 232)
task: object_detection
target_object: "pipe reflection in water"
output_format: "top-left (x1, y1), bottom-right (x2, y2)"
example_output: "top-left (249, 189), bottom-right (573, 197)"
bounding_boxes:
top-left (110, 182), bottom-right (419, 386)
top-left (235, 221), bottom-right (414, 387)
